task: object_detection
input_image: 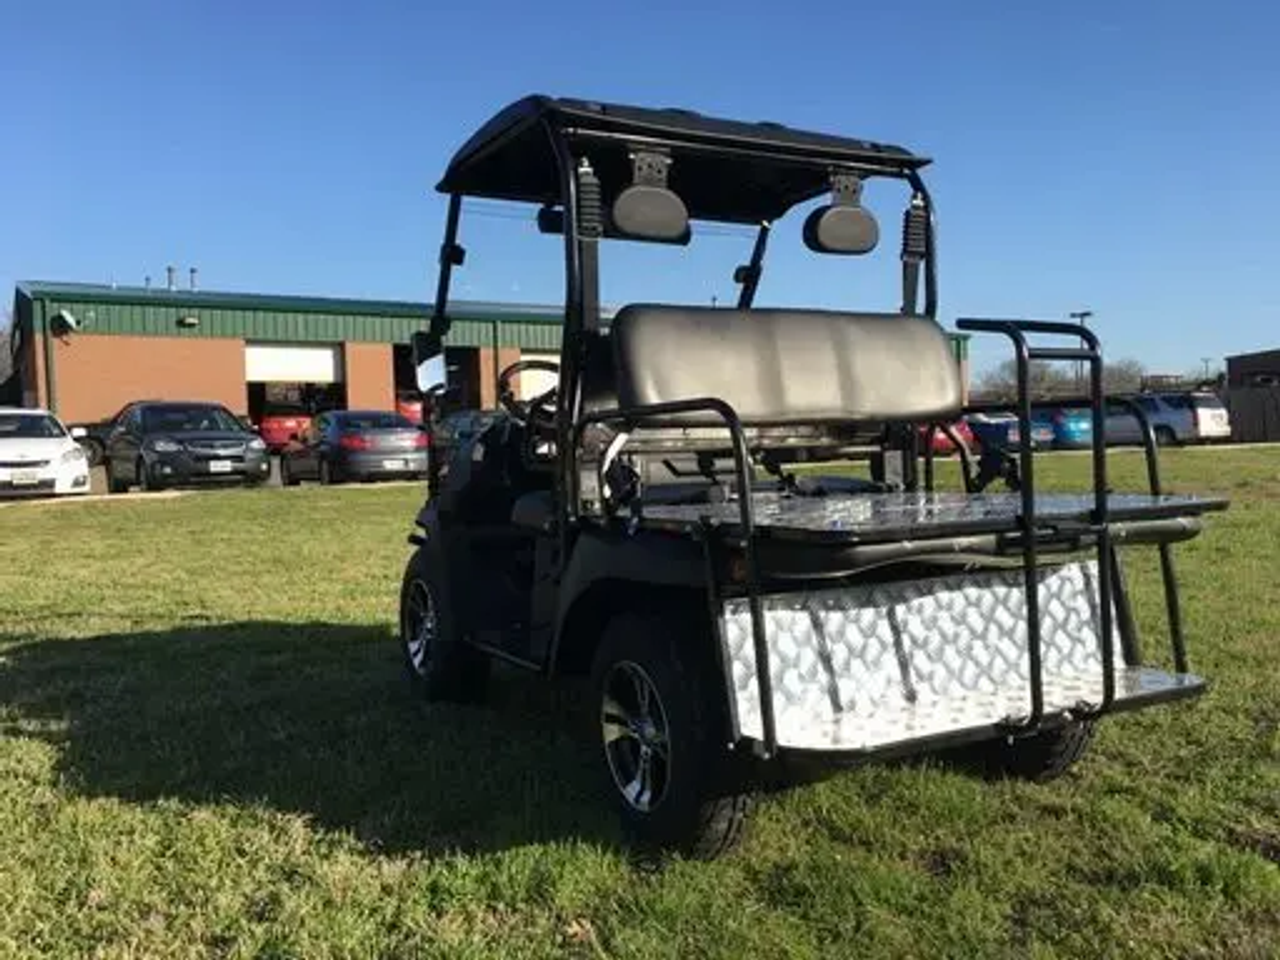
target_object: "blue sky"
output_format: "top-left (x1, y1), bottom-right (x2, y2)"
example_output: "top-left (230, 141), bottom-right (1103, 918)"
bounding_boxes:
top-left (2, 0), bottom-right (1276, 377)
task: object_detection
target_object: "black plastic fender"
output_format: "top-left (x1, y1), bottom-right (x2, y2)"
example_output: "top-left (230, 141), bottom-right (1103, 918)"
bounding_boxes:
top-left (549, 527), bottom-right (708, 675)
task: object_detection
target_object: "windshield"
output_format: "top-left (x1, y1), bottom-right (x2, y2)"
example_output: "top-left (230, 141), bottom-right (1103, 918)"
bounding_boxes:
top-left (339, 412), bottom-right (414, 431)
top-left (0, 412), bottom-right (66, 439)
top-left (142, 405), bottom-right (244, 434)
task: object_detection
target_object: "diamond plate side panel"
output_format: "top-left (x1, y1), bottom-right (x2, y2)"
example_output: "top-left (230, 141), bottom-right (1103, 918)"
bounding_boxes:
top-left (720, 561), bottom-right (1123, 751)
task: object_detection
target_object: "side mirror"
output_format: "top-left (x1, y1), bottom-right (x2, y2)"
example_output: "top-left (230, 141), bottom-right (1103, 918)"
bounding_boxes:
top-left (69, 426), bottom-right (87, 439)
top-left (412, 330), bottom-right (447, 393)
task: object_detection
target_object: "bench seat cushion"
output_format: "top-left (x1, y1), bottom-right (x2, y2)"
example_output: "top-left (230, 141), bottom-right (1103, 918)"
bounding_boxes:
top-left (610, 304), bottom-right (962, 426)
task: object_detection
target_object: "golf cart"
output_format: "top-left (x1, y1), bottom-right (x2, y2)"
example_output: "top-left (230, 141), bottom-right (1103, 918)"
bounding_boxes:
top-left (399, 95), bottom-right (1228, 858)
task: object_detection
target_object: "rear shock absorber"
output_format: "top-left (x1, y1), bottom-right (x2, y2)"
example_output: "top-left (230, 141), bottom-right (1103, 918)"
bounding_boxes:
top-left (901, 194), bottom-right (929, 314)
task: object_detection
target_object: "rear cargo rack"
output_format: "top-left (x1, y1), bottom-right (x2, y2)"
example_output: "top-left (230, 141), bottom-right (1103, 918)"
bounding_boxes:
top-left (572, 318), bottom-right (1225, 758)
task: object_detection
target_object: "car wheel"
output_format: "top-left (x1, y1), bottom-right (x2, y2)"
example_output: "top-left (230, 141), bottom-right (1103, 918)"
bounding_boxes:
top-left (399, 545), bottom-right (490, 703)
top-left (590, 610), bottom-right (753, 860)
top-left (281, 459), bottom-right (299, 487)
top-left (105, 461), bottom-right (128, 494)
top-left (948, 720), bottom-right (1095, 783)
top-left (1155, 425), bottom-right (1178, 447)
top-left (319, 459), bottom-right (335, 485)
top-left (81, 439), bottom-right (104, 467)
top-left (137, 458), bottom-right (163, 492)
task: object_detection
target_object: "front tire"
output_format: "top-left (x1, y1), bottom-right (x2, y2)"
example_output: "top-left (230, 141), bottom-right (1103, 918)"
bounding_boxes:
top-left (137, 458), bottom-right (163, 492)
top-left (399, 545), bottom-right (490, 704)
top-left (1155, 425), bottom-right (1178, 447)
top-left (105, 461), bottom-right (128, 494)
top-left (82, 439), bottom-right (104, 467)
top-left (590, 611), bottom-right (753, 860)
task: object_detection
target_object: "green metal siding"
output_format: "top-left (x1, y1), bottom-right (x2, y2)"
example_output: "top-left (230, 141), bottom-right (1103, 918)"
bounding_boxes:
top-left (14, 283), bottom-right (966, 359)
top-left (41, 298), bottom-right (427, 345)
top-left (14, 283), bottom-right (569, 351)
top-left (15, 293), bottom-right (564, 350)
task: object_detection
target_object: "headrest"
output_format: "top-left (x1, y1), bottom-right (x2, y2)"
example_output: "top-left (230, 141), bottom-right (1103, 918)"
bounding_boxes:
top-left (802, 173), bottom-right (879, 255)
top-left (610, 150), bottom-right (690, 242)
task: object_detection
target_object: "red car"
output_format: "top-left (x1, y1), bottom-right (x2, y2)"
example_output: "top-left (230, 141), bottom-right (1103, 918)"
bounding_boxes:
top-left (919, 418), bottom-right (975, 455)
top-left (256, 407), bottom-right (313, 453)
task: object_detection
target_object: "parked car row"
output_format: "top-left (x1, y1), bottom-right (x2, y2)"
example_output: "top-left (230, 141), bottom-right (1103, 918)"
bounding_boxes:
top-left (4, 388), bottom-right (1235, 500)
top-left (1, 399), bottom-right (431, 498)
top-left (926, 390), bottom-right (1233, 457)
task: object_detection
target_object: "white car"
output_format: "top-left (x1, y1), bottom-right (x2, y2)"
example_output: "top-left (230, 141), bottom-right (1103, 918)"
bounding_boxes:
top-left (0, 407), bottom-right (92, 497)
top-left (1104, 392), bottom-right (1233, 447)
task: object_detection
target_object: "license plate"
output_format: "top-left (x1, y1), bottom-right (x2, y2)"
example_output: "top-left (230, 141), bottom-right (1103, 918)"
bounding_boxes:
top-left (382, 459), bottom-right (405, 470)
top-left (11, 469), bottom-right (39, 485)
top-left (208, 460), bottom-right (233, 474)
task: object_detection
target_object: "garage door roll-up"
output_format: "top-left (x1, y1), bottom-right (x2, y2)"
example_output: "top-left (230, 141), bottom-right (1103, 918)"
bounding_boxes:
top-left (244, 344), bottom-right (345, 383)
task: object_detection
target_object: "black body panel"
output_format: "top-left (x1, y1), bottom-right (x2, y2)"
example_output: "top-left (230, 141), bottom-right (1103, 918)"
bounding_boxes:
top-left (436, 95), bottom-right (928, 224)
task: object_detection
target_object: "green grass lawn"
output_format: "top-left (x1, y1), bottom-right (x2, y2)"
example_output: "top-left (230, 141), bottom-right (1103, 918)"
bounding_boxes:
top-left (1, 449), bottom-right (1277, 959)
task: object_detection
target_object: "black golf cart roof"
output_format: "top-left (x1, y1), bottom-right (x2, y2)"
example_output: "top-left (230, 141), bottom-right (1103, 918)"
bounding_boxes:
top-left (436, 95), bottom-right (932, 224)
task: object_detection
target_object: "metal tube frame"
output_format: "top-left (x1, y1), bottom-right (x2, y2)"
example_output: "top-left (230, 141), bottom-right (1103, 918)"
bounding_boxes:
top-left (428, 194), bottom-right (463, 342)
top-left (959, 391), bottom-right (1186, 674)
top-left (956, 317), bottom-right (1199, 727)
top-left (735, 223), bottom-right (771, 309)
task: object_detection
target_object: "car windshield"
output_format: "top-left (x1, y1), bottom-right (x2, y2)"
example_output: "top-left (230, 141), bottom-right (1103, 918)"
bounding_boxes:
top-left (0, 412), bottom-right (66, 439)
top-left (339, 412), bottom-right (414, 431)
top-left (143, 405), bottom-right (243, 434)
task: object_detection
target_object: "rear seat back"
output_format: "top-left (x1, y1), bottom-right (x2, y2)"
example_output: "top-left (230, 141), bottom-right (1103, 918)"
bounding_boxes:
top-left (609, 304), bottom-right (962, 426)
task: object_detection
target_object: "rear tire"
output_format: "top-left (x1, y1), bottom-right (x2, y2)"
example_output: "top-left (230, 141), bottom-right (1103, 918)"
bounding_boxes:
top-left (105, 461), bottom-right (128, 494)
top-left (320, 459), bottom-right (335, 485)
top-left (1155, 425), bottom-right (1178, 447)
top-left (960, 720), bottom-right (1095, 783)
top-left (589, 611), bottom-right (753, 860)
top-left (399, 545), bottom-right (490, 704)
top-left (281, 459), bottom-right (299, 487)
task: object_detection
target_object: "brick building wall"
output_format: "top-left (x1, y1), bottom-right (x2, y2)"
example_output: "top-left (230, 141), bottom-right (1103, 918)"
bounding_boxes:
top-left (477, 346), bottom-right (522, 409)
top-left (49, 334), bottom-right (247, 422)
top-left (343, 342), bottom-right (394, 410)
top-left (25, 332), bottom-right (47, 408)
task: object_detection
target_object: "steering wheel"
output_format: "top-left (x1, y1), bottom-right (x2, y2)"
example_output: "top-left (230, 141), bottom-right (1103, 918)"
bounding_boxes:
top-left (497, 359), bottom-right (560, 435)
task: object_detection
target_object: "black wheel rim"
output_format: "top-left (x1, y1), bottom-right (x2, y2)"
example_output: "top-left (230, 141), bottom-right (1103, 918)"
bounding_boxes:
top-left (403, 579), bottom-right (437, 678)
top-left (601, 660), bottom-right (670, 813)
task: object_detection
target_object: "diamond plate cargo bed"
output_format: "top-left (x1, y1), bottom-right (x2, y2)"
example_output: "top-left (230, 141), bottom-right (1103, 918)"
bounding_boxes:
top-left (718, 559), bottom-right (1202, 752)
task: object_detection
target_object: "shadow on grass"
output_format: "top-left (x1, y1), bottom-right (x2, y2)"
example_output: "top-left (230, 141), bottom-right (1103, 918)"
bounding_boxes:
top-left (0, 623), bottom-right (618, 856)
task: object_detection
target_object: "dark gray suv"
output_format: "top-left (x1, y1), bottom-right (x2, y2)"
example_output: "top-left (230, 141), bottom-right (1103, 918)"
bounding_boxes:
top-left (104, 401), bottom-right (271, 492)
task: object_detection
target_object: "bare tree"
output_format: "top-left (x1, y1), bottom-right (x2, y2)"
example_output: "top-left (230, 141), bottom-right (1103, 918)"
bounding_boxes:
top-left (1102, 359), bottom-right (1145, 394)
top-left (0, 308), bottom-right (12, 385)
top-left (975, 357), bottom-right (1147, 401)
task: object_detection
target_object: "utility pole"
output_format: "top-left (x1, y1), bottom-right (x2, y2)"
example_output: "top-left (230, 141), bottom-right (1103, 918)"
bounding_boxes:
top-left (1201, 357), bottom-right (1212, 380)
top-left (1068, 310), bottom-right (1094, 392)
